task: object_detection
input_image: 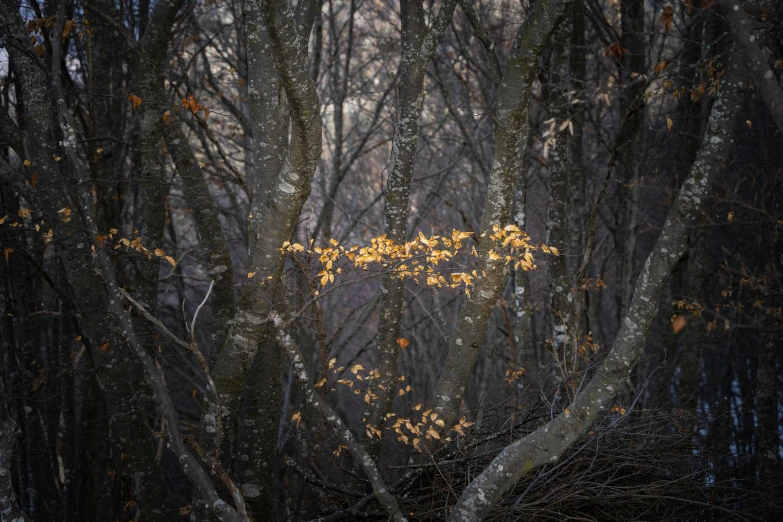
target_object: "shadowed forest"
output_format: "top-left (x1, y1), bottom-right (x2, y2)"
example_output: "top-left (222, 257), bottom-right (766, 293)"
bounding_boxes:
top-left (1, 0), bottom-right (783, 520)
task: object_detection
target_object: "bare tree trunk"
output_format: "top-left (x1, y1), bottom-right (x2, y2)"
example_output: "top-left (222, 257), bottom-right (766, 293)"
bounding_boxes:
top-left (546, 18), bottom-right (573, 383)
top-left (368, 0), bottom-right (458, 452)
top-left (0, 4), bottom-right (180, 519)
top-left (447, 49), bottom-right (748, 522)
top-left (430, 0), bottom-right (572, 435)
top-left (615, 0), bottom-right (646, 325)
top-left (720, 0), bottom-right (783, 133)
top-left (163, 122), bottom-right (236, 353)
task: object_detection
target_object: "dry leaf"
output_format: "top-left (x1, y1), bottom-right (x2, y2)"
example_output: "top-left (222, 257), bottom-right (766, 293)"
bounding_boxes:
top-left (128, 94), bottom-right (142, 109)
top-left (672, 315), bottom-right (688, 334)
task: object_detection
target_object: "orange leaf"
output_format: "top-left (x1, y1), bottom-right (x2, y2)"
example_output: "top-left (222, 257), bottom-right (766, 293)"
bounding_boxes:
top-left (396, 338), bottom-right (409, 349)
top-left (658, 6), bottom-right (674, 34)
top-left (672, 315), bottom-right (688, 334)
top-left (127, 94), bottom-right (142, 109)
top-left (100, 341), bottom-right (110, 351)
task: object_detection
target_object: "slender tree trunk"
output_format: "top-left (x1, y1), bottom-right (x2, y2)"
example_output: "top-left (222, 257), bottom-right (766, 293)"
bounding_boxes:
top-left (430, 0), bottom-right (572, 435)
top-left (368, 0), bottom-right (458, 456)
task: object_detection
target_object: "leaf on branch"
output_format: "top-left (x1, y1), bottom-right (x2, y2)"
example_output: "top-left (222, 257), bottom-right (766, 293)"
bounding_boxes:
top-left (658, 6), bottom-right (674, 34)
top-left (396, 338), bottom-right (409, 350)
top-left (604, 42), bottom-right (628, 59)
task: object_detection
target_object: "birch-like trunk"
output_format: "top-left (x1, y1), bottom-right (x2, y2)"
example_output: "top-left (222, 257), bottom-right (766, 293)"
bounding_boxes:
top-left (447, 50), bottom-right (748, 522)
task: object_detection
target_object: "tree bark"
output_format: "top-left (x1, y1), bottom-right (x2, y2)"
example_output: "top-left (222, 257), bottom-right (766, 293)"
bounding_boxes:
top-left (447, 50), bottom-right (748, 522)
top-left (430, 0), bottom-right (572, 435)
top-left (369, 0), bottom-right (458, 450)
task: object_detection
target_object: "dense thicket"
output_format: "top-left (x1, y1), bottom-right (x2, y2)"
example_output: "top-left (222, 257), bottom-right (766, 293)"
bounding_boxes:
top-left (0, 0), bottom-right (782, 521)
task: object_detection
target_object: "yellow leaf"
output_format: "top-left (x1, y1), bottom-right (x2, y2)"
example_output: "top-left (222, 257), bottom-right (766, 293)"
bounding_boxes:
top-left (163, 256), bottom-right (176, 267)
top-left (23, 159), bottom-right (31, 166)
top-left (396, 338), bottom-right (409, 349)
top-left (3, 247), bottom-right (13, 261)
top-left (247, 272), bottom-right (256, 278)
top-left (328, 358), bottom-right (337, 369)
top-left (290, 411), bottom-right (302, 427)
top-left (0, 215), bottom-right (6, 224)
top-left (163, 110), bottom-right (171, 124)
top-left (666, 117), bottom-right (673, 131)
top-left (746, 120), bottom-right (752, 128)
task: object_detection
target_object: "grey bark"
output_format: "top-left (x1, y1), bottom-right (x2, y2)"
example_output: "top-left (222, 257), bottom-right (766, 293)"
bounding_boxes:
top-left (0, 418), bottom-right (32, 522)
top-left (0, 4), bottom-right (178, 519)
top-left (616, 0), bottom-right (646, 323)
top-left (546, 18), bottom-right (573, 376)
top-left (447, 50), bottom-right (748, 522)
top-left (163, 121), bottom-right (236, 353)
top-left (369, 0), bottom-right (458, 447)
top-left (720, 0), bottom-right (783, 133)
top-left (204, 0), bottom-right (321, 517)
top-left (430, 0), bottom-right (573, 435)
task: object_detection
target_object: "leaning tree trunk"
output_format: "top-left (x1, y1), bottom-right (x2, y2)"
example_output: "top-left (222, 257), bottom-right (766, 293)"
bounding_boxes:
top-left (446, 49), bottom-right (748, 522)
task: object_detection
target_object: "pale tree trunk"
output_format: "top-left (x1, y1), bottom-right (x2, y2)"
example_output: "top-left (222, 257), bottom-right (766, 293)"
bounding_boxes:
top-left (447, 50), bottom-right (748, 522)
top-left (369, 0), bottom-right (458, 450)
top-left (201, 0), bottom-right (321, 518)
top-left (430, 0), bottom-right (573, 435)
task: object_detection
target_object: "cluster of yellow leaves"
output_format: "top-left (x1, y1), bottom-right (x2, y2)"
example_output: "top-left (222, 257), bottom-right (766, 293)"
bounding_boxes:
top-left (1, 210), bottom-right (55, 245)
top-left (487, 224), bottom-right (538, 270)
top-left (25, 15), bottom-right (92, 57)
top-left (505, 367), bottom-right (526, 383)
top-left (667, 59), bottom-right (724, 103)
top-left (112, 232), bottom-right (176, 267)
top-left (311, 359), bottom-right (477, 453)
top-left (280, 226), bottom-right (545, 297)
